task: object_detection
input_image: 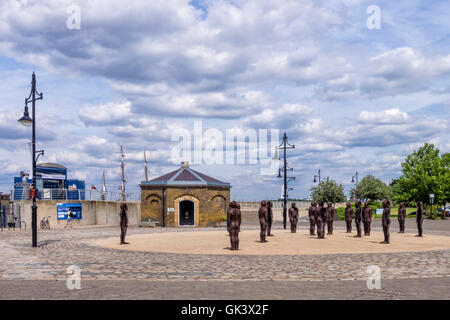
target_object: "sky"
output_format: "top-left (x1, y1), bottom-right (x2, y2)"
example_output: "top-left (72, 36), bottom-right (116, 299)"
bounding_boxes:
top-left (0, 0), bottom-right (449, 201)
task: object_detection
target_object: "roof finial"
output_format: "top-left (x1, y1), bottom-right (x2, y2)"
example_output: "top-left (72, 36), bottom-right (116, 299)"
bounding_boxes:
top-left (181, 161), bottom-right (189, 168)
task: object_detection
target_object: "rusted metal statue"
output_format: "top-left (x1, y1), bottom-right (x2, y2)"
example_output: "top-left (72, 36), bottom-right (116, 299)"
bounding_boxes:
top-left (345, 202), bottom-right (353, 233)
top-left (308, 201), bottom-right (317, 236)
top-left (416, 201), bottom-right (424, 237)
top-left (229, 201), bottom-right (241, 250)
top-left (363, 201), bottom-right (373, 236)
top-left (288, 202), bottom-right (299, 233)
top-left (315, 201), bottom-right (326, 239)
top-left (227, 201), bottom-right (236, 236)
top-left (381, 199), bottom-right (391, 244)
top-left (326, 202), bottom-right (335, 235)
top-left (258, 200), bottom-right (269, 242)
top-left (354, 200), bottom-right (362, 238)
top-left (267, 201), bottom-right (274, 236)
top-left (398, 202), bottom-right (406, 233)
top-left (120, 203), bottom-right (129, 245)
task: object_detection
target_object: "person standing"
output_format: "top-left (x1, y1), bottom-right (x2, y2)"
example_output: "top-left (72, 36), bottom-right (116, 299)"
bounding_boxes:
top-left (64, 208), bottom-right (74, 229)
top-left (363, 201), bottom-right (373, 236)
top-left (326, 202), bottom-right (335, 235)
top-left (120, 203), bottom-right (129, 245)
top-left (267, 201), bottom-right (274, 236)
top-left (229, 202), bottom-right (241, 250)
top-left (344, 202), bottom-right (353, 233)
top-left (354, 200), bottom-right (362, 238)
top-left (381, 200), bottom-right (391, 244)
top-left (398, 202), bottom-right (406, 233)
top-left (258, 201), bottom-right (269, 243)
top-left (308, 201), bottom-right (316, 236)
top-left (416, 201), bottom-right (424, 237)
top-left (288, 202), bottom-right (299, 233)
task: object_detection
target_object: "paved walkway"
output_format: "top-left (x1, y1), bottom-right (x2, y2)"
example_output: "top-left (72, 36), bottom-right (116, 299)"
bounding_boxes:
top-left (0, 219), bottom-right (449, 299)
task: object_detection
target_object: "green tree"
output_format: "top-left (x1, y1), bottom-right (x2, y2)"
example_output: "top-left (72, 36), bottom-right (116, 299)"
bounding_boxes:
top-left (311, 177), bottom-right (347, 203)
top-left (392, 143), bottom-right (450, 206)
top-left (350, 175), bottom-right (391, 201)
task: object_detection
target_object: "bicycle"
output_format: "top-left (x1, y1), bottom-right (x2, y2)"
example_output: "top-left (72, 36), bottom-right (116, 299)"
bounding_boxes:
top-left (40, 216), bottom-right (51, 230)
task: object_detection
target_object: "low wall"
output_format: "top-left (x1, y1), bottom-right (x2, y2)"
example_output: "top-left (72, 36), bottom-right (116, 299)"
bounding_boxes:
top-left (14, 200), bottom-right (140, 229)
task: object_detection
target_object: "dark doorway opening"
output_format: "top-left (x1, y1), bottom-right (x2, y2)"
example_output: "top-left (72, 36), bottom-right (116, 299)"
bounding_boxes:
top-left (179, 200), bottom-right (194, 226)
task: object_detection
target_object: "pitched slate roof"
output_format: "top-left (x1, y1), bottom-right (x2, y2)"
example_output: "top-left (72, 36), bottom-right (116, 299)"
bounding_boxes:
top-left (141, 163), bottom-right (230, 187)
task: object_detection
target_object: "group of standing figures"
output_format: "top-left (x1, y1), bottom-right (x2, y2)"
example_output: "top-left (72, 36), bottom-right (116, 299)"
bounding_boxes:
top-left (342, 200), bottom-right (425, 244)
top-left (226, 199), bottom-right (426, 250)
top-left (307, 201), bottom-right (336, 238)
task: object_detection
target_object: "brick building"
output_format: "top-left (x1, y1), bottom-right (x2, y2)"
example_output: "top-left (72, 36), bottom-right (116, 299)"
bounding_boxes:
top-left (140, 162), bottom-right (231, 227)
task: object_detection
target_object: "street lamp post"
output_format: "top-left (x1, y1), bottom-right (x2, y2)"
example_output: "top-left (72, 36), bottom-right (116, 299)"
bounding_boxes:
top-left (351, 171), bottom-right (358, 185)
top-left (313, 169), bottom-right (321, 183)
top-left (276, 132), bottom-right (295, 229)
top-left (18, 72), bottom-right (43, 248)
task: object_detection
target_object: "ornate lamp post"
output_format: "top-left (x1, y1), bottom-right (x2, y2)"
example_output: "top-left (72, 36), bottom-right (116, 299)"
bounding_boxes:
top-left (276, 132), bottom-right (295, 229)
top-left (351, 171), bottom-right (358, 185)
top-left (313, 169), bottom-right (321, 183)
top-left (18, 72), bottom-right (44, 248)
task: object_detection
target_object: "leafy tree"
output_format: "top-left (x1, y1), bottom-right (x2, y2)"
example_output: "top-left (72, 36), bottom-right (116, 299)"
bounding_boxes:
top-left (392, 143), bottom-right (450, 205)
top-left (350, 175), bottom-right (391, 201)
top-left (311, 177), bottom-right (347, 203)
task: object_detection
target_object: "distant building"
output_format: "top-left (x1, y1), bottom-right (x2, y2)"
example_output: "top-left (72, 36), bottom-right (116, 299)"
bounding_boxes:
top-left (13, 163), bottom-right (85, 200)
top-left (140, 162), bottom-right (231, 227)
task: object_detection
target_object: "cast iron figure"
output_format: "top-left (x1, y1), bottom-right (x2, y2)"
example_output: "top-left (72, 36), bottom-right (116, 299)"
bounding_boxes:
top-left (227, 201), bottom-right (236, 236)
top-left (258, 200), bottom-right (269, 242)
top-left (344, 202), bottom-right (353, 233)
top-left (120, 203), bottom-right (129, 245)
top-left (229, 201), bottom-right (241, 250)
top-left (354, 200), bottom-right (362, 238)
top-left (315, 201), bottom-right (326, 239)
top-left (326, 202), bottom-right (335, 235)
top-left (416, 201), bottom-right (424, 237)
top-left (308, 201), bottom-right (317, 236)
top-left (363, 201), bottom-right (373, 236)
top-left (267, 201), bottom-right (274, 236)
top-left (398, 202), bottom-right (406, 233)
top-left (381, 199), bottom-right (391, 244)
top-left (288, 202), bottom-right (299, 233)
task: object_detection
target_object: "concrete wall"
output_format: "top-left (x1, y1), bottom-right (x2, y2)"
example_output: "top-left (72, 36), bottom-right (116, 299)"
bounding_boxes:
top-left (14, 200), bottom-right (140, 229)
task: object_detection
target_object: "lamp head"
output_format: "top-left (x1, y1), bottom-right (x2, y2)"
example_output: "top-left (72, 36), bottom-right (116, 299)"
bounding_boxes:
top-left (18, 105), bottom-right (32, 127)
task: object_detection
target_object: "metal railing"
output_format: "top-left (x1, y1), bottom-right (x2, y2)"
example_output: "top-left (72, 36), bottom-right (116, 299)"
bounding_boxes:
top-left (13, 189), bottom-right (85, 201)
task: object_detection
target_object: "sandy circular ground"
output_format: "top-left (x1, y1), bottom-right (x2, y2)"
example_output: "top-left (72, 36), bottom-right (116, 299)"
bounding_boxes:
top-left (88, 229), bottom-right (450, 255)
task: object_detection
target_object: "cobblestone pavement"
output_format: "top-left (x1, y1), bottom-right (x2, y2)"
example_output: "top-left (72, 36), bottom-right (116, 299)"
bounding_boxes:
top-left (0, 219), bottom-right (449, 299)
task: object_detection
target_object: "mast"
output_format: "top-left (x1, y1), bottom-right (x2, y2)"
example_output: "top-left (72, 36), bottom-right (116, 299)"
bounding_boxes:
top-left (101, 171), bottom-right (107, 200)
top-left (144, 148), bottom-right (149, 182)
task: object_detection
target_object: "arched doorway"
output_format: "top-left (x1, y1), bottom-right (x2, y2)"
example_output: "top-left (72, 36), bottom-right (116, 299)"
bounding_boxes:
top-left (179, 200), bottom-right (195, 226)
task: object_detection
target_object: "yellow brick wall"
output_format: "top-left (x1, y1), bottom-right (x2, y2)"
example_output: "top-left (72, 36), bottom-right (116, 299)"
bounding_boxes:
top-left (140, 186), bottom-right (230, 227)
